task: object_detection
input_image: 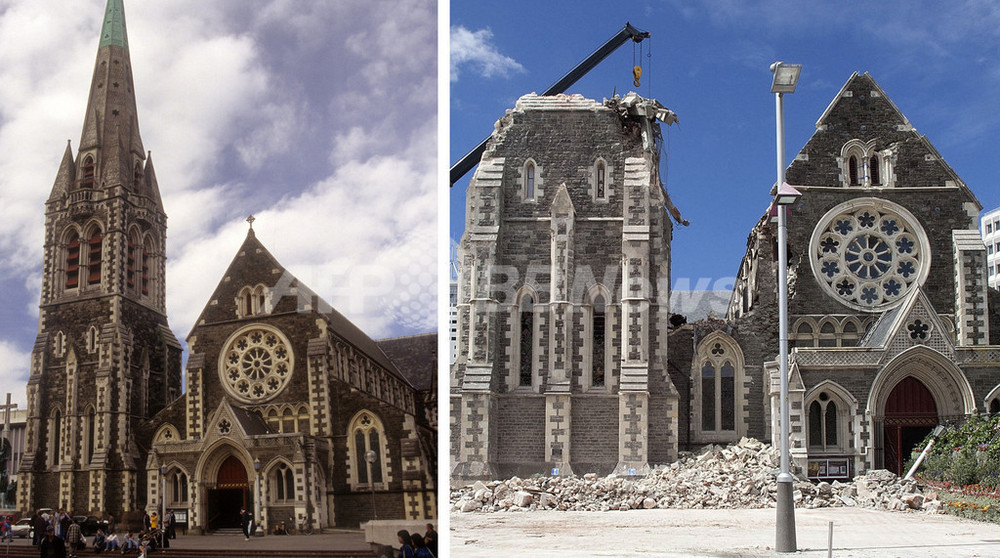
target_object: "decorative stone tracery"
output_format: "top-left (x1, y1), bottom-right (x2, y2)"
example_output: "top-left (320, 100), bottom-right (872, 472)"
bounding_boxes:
top-left (810, 198), bottom-right (930, 311)
top-left (218, 324), bottom-right (294, 403)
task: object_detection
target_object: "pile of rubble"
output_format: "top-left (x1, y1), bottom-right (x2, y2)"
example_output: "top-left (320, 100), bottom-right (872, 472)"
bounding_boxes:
top-left (451, 437), bottom-right (943, 514)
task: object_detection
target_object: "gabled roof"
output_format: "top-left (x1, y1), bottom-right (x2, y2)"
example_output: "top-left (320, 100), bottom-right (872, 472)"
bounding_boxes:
top-left (784, 72), bottom-right (979, 206)
top-left (190, 227), bottom-right (410, 386)
top-left (858, 287), bottom-right (955, 361)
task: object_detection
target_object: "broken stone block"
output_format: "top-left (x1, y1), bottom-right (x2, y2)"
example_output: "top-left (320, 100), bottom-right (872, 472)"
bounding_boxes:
top-left (903, 494), bottom-right (924, 509)
top-left (461, 500), bottom-right (482, 512)
top-left (514, 491), bottom-right (533, 507)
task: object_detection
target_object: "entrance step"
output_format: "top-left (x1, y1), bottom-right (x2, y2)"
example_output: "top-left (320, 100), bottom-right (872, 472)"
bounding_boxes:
top-left (210, 528), bottom-right (246, 535)
top-left (0, 546), bottom-right (376, 558)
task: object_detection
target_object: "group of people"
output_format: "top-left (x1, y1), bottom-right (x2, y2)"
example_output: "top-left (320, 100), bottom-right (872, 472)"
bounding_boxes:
top-left (28, 508), bottom-right (178, 558)
top-left (396, 524), bottom-right (438, 558)
top-left (31, 509), bottom-right (88, 558)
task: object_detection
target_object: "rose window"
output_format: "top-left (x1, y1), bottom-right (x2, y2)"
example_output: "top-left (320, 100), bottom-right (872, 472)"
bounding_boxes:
top-left (810, 198), bottom-right (929, 310)
top-left (219, 325), bottom-right (293, 403)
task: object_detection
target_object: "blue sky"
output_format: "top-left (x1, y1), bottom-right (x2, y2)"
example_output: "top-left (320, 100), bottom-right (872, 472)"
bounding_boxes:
top-left (0, 0), bottom-right (437, 408)
top-left (451, 0), bottom-right (1000, 292)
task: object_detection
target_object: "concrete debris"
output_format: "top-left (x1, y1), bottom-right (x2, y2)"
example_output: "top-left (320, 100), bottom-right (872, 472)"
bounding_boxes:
top-left (451, 437), bottom-right (945, 515)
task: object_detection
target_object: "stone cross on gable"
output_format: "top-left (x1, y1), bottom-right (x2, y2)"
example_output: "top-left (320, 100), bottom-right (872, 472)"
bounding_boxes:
top-left (246, 215), bottom-right (255, 230)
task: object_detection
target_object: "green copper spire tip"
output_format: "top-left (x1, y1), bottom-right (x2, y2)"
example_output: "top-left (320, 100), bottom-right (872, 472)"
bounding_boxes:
top-left (98, 0), bottom-right (129, 52)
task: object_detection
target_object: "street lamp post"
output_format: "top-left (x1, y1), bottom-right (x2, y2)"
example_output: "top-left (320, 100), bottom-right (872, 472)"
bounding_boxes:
top-left (365, 450), bottom-right (378, 520)
top-left (159, 464), bottom-right (167, 551)
top-left (253, 458), bottom-right (263, 536)
top-left (770, 60), bottom-right (802, 554)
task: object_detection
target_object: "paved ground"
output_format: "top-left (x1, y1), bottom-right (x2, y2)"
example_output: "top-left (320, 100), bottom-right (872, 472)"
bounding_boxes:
top-left (451, 507), bottom-right (1000, 557)
top-left (0, 530), bottom-right (371, 552)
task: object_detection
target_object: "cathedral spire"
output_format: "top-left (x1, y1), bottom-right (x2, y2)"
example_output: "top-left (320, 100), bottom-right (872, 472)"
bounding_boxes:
top-left (99, 0), bottom-right (129, 52)
top-left (79, 0), bottom-right (144, 180)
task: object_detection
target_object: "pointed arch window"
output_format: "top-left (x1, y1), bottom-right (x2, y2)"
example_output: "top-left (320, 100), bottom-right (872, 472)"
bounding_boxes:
top-left (297, 405), bottom-right (310, 434)
top-left (818, 321), bottom-right (838, 347)
top-left (266, 408), bottom-right (279, 432)
top-left (990, 398), bottom-right (1000, 416)
top-left (696, 335), bottom-right (745, 440)
top-left (596, 160), bottom-right (607, 200)
top-left (282, 407), bottom-right (295, 433)
top-left (50, 409), bottom-right (62, 467)
top-left (271, 462), bottom-right (294, 502)
top-left (592, 295), bottom-right (606, 388)
top-left (808, 391), bottom-right (841, 451)
top-left (141, 238), bottom-right (151, 296)
top-left (519, 293), bottom-right (534, 387)
top-left (171, 471), bottom-right (189, 504)
top-left (82, 156), bottom-right (95, 189)
top-left (793, 321), bottom-right (815, 348)
top-left (87, 326), bottom-right (99, 354)
top-left (53, 331), bottom-right (65, 357)
top-left (350, 412), bottom-right (385, 487)
top-left (127, 237), bottom-right (136, 290)
top-left (842, 321), bottom-right (860, 347)
top-left (66, 233), bottom-right (80, 289)
top-left (841, 140), bottom-right (891, 188)
top-left (237, 285), bottom-right (267, 318)
top-left (87, 231), bottom-right (103, 285)
top-left (86, 407), bottom-right (96, 464)
top-left (525, 161), bottom-right (535, 200)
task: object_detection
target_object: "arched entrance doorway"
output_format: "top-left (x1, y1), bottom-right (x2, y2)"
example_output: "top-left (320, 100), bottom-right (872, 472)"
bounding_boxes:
top-left (207, 455), bottom-right (250, 530)
top-left (882, 377), bottom-right (938, 475)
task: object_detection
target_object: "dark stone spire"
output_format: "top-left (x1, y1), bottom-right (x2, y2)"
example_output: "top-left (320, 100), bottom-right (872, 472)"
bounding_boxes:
top-left (79, 0), bottom-right (144, 188)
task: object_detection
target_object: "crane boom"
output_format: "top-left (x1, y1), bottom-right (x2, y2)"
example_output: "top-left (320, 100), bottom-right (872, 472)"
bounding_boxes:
top-left (450, 22), bottom-right (650, 186)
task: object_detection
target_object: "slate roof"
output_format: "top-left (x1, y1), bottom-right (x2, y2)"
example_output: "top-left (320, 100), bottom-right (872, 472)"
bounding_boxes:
top-left (376, 333), bottom-right (437, 391)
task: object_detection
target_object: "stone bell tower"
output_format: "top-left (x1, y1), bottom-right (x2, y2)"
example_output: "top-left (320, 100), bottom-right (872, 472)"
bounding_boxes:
top-left (18, 0), bottom-right (182, 517)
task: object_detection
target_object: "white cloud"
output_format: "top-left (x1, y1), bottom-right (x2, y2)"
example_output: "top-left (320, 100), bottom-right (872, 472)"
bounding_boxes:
top-left (0, 340), bottom-right (30, 409)
top-left (0, 0), bottom-right (437, 404)
top-left (450, 26), bottom-right (524, 82)
top-left (167, 116), bottom-right (437, 340)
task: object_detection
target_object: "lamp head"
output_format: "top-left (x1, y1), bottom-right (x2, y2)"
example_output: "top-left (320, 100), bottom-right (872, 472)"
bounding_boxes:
top-left (770, 61), bottom-right (802, 94)
top-left (253, 457), bottom-right (261, 472)
top-left (775, 182), bottom-right (802, 206)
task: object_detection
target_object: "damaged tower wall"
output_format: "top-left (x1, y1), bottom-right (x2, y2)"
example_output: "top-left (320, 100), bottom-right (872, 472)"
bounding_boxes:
top-left (452, 93), bottom-right (678, 480)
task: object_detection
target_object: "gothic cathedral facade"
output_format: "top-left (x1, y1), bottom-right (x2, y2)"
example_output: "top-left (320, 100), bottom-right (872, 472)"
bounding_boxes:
top-left (19, 0), bottom-right (436, 529)
top-left (452, 75), bottom-right (1000, 481)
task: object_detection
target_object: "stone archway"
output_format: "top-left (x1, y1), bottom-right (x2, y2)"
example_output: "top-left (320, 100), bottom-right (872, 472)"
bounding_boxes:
top-left (882, 377), bottom-right (938, 474)
top-left (195, 443), bottom-right (254, 532)
top-left (208, 456), bottom-right (249, 530)
top-left (867, 346), bottom-right (975, 472)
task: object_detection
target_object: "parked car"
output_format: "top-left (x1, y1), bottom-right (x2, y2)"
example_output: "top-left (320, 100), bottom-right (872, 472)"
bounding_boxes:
top-left (72, 515), bottom-right (104, 536)
top-left (11, 518), bottom-right (33, 538)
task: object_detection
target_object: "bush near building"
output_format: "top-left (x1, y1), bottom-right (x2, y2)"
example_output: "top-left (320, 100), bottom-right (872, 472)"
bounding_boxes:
top-left (910, 415), bottom-right (1000, 488)
top-left (909, 414), bottom-right (1000, 523)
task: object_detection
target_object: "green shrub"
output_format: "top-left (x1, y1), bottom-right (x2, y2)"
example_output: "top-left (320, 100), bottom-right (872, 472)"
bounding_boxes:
top-left (912, 414), bottom-right (1000, 486)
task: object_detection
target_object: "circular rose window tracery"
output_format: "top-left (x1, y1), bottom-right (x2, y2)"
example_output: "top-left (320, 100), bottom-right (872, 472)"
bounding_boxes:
top-left (219, 325), bottom-right (293, 403)
top-left (810, 198), bottom-right (929, 311)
